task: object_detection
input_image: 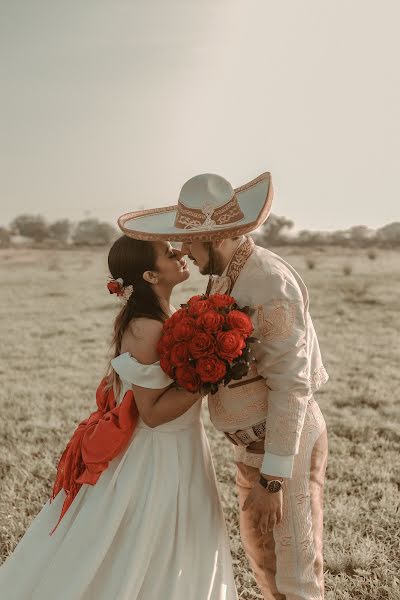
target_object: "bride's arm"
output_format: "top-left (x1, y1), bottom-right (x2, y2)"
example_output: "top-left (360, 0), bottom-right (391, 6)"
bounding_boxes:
top-left (122, 318), bottom-right (201, 428)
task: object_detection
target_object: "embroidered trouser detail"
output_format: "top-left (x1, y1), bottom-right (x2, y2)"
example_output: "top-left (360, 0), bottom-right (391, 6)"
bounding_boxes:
top-left (236, 400), bottom-right (328, 600)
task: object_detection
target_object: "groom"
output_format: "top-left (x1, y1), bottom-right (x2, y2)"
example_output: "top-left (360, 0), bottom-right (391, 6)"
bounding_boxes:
top-left (118, 171), bottom-right (329, 600)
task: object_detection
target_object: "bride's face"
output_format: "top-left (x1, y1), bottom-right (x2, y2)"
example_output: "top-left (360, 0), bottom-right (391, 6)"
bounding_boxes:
top-left (153, 241), bottom-right (190, 287)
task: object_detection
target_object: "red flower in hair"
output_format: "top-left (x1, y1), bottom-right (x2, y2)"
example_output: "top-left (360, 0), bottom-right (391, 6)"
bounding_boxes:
top-left (107, 280), bottom-right (124, 297)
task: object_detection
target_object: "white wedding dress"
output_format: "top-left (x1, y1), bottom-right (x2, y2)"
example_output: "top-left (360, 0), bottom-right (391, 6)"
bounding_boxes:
top-left (0, 352), bottom-right (238, 600)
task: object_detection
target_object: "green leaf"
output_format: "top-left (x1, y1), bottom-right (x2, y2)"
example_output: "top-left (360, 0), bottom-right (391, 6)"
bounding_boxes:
top-left (230, 362), bottom-right (249, 380)
top-left (224, 372), bottom-right (233, 386)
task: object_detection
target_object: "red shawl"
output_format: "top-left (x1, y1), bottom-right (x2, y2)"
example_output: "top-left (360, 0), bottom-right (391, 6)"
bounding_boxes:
top-left (49, 377), bottom-right (138, 535)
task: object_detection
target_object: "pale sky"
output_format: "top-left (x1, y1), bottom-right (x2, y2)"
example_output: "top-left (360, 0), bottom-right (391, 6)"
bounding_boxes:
top-left (1, 0), bottom-right (399, 232)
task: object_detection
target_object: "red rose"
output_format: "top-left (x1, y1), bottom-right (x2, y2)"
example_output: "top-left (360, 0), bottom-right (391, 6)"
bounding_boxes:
top-left (196, 309), bottom-right (224, 334)
top-left (157, 331), bottom-right (175, 355)
top-left (187, 294), bottom-right (206, 305)
top-left (196, 355), bottom-right (227, 383)
top-left (172, 317), bottom-right (196, 342)
top-left (225, 310), bottom-right (254, 337)
top-left (162, 309), bottom-right (187, 335)
top-left (167, 308), bottom-right (187, 326)
top-left (187, 298), bottom-right (212, 317)
top-left (170, 342), bottom-right (190, 367)
top-left (176, 364), bottom-right (201, 393)
top-left (160, 353), bottom-right (174, 378)
top-left (216, 329), bottom-right (246, 361)
top-left (209, 294), bottom-right (235, 309)
top-left (188, 332), bottom-right (216, 359)
top-left (107, 281), bottom-right (124, 296)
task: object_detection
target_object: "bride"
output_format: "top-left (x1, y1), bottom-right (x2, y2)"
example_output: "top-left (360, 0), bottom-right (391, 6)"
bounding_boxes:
top-left (0, 235), bottom-right (238, 600)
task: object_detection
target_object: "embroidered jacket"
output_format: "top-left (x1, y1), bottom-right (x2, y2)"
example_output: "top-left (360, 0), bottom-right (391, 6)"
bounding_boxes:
top-left (208, 236), bottom-right (329, 478)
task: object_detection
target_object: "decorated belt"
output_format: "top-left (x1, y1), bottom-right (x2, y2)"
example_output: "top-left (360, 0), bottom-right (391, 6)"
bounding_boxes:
top-left (224, 420), bottom-right (266, 447)
top-left (224, 395), bottom-right (315, 448)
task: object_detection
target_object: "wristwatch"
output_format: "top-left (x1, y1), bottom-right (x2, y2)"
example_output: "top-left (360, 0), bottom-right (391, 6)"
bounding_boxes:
top-left (259, 475), bottom-right (283, 493)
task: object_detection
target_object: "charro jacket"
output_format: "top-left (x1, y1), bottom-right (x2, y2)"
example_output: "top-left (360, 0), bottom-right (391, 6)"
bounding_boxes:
top-left (208, 236), bottom-right (329, 478)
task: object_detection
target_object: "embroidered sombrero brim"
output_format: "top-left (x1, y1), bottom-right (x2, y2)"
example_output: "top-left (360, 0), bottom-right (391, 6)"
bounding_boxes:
top-left (117, 172), bottom-right (273, 242)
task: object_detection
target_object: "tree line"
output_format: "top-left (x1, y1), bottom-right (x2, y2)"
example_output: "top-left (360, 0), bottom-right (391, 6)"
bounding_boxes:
top-left (0, 213), bottom-right (399, 249)
top-left (253, 215), bottom-right (400, 248)
top-left (0, 215), bottom-right (118, 248)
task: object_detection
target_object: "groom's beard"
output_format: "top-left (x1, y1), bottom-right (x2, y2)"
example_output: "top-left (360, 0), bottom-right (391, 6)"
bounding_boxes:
top-left (200, 244), bottom-right (224, 276)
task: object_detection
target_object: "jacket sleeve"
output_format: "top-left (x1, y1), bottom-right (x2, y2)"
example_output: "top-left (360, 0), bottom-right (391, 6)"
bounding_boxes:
top-left (251, 271), bottom-right (311, 478)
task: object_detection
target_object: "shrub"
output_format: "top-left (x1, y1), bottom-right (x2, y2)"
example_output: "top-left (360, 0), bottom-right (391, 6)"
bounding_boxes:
top-left (306, 258), bottom-right (316, 270)
top-left (0, 227), bottom-right (11, 248)
top-left (343, 265), bottom-right (352, 276)
top-left (72, 219), bottom-right (118, 246)
top-left (48, 219), bottom-right (71, 243)
top-left (10, 214), bottom-right (48, 242)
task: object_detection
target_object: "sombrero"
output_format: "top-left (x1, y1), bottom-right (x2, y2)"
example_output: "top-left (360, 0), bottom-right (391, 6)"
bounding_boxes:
top-left (117, 171), bottom-right (273, 242)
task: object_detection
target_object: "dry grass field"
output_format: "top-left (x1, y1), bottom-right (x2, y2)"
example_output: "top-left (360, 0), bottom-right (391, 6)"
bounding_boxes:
top-left (0, 244), bottom-right (399, 599)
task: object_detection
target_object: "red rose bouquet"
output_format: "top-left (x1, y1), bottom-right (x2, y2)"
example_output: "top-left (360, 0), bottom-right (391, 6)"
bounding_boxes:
top-left (157, 293), bottom-right (258, 394)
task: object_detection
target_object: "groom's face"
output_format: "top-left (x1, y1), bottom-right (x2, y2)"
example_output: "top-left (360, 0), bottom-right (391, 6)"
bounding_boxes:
top-left (181, 240), bottom-right (224, 276)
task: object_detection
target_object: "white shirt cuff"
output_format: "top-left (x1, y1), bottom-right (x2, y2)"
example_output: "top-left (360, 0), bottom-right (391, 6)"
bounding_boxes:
top-left (261, 452), bottom-right (295, 479)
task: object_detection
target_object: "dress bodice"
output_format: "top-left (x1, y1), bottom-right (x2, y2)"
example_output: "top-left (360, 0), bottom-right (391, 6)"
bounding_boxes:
top-left (111, 352), bottom-right (202, 431)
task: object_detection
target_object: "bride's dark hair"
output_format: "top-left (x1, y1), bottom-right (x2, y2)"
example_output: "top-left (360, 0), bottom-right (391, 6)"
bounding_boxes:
top-left (104, 235), bottom-right (167, 394)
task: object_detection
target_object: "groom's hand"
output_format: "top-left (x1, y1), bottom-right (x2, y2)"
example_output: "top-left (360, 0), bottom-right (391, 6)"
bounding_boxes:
top-left (242, 483), bottom-right (283, 533)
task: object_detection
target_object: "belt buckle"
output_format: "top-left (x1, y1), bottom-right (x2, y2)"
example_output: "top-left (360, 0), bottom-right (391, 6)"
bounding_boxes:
top-left (225, 431), bottom-right (246, 446)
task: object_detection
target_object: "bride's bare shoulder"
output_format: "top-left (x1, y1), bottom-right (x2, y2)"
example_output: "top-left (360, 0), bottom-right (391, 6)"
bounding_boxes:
top-left (121, 318), bottom-right (164, 364)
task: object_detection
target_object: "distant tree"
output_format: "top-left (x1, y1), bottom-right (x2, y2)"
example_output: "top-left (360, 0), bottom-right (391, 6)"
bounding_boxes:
top-left (48, 219), bottom-right (72, 243)
top-left (331, 231), bottom-right (349, 245)
top-left (253, 213), bottom-right (294, 246)
top-left (0, 227), bottom-right (11, 248)
top-left (296, 230), bottom-right (324, 245)
top-left (10, 214), bottom-right (48, 242)
top-left (376, 222), bottom-right (400, 246)
top-left (72, 219), bottom-right (118, 246)
top-left (347, 225), bottom-right (376, 246)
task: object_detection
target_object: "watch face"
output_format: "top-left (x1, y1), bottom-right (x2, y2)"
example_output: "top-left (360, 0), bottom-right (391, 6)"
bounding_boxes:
top-left (268, 480), bottom-right (282, 493)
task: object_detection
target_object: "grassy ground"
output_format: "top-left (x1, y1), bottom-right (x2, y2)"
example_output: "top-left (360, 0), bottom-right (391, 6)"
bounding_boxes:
top-left (0, 245), bottom-right (399, 599)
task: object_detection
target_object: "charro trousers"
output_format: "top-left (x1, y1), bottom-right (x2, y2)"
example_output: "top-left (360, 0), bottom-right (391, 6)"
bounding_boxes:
top-left (236, 399), bottom-right (328, 600)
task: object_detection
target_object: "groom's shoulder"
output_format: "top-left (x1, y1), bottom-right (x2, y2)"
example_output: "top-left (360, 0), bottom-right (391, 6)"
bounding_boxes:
top-left (251, 243), bottom-right (299, 281)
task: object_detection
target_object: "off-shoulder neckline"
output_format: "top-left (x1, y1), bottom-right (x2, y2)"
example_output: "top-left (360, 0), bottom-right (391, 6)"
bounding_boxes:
top-left (113, 352), bottom-right (160, 367)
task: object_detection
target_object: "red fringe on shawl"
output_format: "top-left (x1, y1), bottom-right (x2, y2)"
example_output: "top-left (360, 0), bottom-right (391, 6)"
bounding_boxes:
top-left (49, 377), bottom-right (139, 535)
